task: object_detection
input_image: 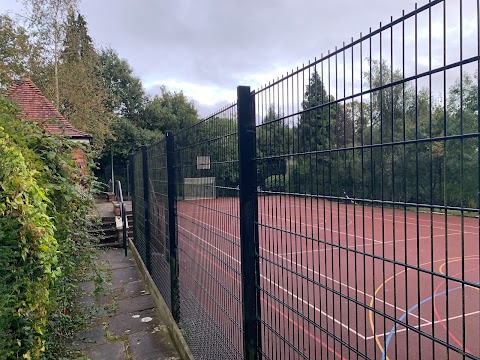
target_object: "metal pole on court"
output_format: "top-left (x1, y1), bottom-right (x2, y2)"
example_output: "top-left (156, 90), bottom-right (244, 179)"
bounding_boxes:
top-left (111, 150), bottom-right (115, 189)
top-left (141, 145), bottom-right (152, 272)
top-left (166, 131), bottom-right (180, 322)
top-left (237, 85), bottom-right (261, 360)
top-left (128, 154), bottom-right (135, 255)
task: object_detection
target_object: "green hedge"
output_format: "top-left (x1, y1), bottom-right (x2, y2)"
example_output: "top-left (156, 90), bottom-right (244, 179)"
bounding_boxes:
top-left (0, 96), bottom-right (97, 359)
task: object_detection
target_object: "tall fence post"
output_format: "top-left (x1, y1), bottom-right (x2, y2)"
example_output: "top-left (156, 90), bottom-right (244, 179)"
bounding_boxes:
top-left (237, 86), bottom-right (261, 359)
top-left (128, 154), bottom-right (135, 251)
top-left (166, 131), bottom-right (180, 322)
top-left (128, 155), bottom-right (135, 203)
top-left (141, 145), bottom-right (152, 272)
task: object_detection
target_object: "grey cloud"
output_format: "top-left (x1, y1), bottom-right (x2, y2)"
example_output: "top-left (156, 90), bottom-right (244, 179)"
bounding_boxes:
top-left (193, 100), bottom-right (232, 119)
top-left (2, 0), bottom-right (473, 111)
top-left (80, 0), bottom-right (427, 90)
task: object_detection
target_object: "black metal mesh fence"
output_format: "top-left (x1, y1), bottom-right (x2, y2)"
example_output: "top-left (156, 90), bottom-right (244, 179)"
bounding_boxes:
top-left (146, 142), bottom-right (172, 310)
top-left (174, 104), bottom-right (243, 360)
top-left (253, 1), bottom-right (480, 359)
top-left (129, 1), bottom-right (479, 359)
top-left (132, 151), bottom-right (146, 263)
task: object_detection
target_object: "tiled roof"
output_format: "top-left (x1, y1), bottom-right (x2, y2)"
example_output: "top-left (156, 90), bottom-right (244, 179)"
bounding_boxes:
top-left (5, 77), bottom-right (91, 140)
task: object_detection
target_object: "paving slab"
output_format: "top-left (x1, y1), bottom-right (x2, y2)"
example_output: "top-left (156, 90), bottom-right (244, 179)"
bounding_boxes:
top-left (83, 341), bottom-right (126, 360)
top-left (96, 250), bottom-right (136, 270)
top-left (108, 308), bottom-right (160, 336)
top-left (77, 280), bottom-right (95, 294)
top-left (124, 279), bottom-right (149, 297)
top-left (110, 265), bottom-right (142, 283)
top-left (67, 248), bottom-right (181, 360)
top-left (116, 294), bottom-right (154, 314)
top-left (76, 294), bottom-right (95, 309)
top-left (94, 198), bottom-right (115, 218)
top-left (67, 326), bottom-right (106, 350)
top-left (128, 330), bottom-right (180, 360)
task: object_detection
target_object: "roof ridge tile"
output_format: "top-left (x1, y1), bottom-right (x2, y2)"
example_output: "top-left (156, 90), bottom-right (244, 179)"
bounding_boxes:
top-left (5, 77), bottom-right (91, 140)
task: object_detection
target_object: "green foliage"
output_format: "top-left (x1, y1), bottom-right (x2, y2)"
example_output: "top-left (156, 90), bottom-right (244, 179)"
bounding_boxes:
top-left (0, 96), bottom-right (98, 359)
top-left (140, 86), bottom-right (199, 133)
top-left (297, 70), bottom-right (341, 151)
top-left (265, 175), bottom-right (286, 193)
top-left (288, 63), bottom-right (479, 209)
top-left (61, 11), bottom-right (94, 63)
top-left (0, 15), bottom-right (44, 89)
top-left (256, 105), bottom-right (290, 187)
top-left (0, 127), bottom-right (58, 360)
top-left (52, 10), bottom-right (113, 154)
top-left (98, 48), bottom-right (146, 122)
top-left (105, 117), bottom-right (163, 165)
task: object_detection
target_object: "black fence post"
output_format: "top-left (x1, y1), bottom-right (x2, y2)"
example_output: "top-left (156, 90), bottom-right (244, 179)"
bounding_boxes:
top-left (237, 86), bottom-right (261, 360)
top-left (126, 162), bottom-right (130, 200)
top-left (166, 131), bottom-right (180, 322)
top-left (128, 154), bottom-right (135, 254)
top-left (128, 155), bottom-right (135, 203)
top-left (142, 145), bottom-right (152, 272)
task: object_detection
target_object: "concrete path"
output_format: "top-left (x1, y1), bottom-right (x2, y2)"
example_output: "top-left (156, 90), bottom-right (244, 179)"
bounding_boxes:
top-left (94, 197), bottom-right (132, 218)
top-left (69, 248), bottom-right (180, 360)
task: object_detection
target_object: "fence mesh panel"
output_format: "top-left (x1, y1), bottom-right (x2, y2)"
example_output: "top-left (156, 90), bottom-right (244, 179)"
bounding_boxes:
top-left (253, 1), bottom-right (479, 359)
top-left (146, 141), bottom-right (172, 310)
top-left (128, 1), bottom-right (479, 359)
top-left (132, 151), bottom-right (146, 263)
top-left (174, 104), bottom-right (243, 360)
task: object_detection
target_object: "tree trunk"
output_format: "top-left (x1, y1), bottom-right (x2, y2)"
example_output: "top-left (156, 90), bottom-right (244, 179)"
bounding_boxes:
top-left (54, 12), bottom-right (59, 108)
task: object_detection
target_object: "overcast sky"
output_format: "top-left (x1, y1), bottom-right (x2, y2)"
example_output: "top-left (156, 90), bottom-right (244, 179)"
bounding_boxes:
top-left (1, 0), bottom-right (477, 117)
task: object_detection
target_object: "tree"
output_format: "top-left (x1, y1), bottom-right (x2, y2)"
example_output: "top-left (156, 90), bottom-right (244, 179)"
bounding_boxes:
top-left (297, 70), bottom-right (335, 152)
top-left (104, 117), bottom-right (162, 164)
top-left (47, 10), bottom-right (113, 153)
top-left (0, 15), bottom-right (44, 89)
top-left (21, 0), bottom-right (79, 107)
top-left (141, 86), bottom-right (199, 133)
top-left (173, 116), bottom-right (239, 197)
top-left (289, 70), bottom-right (342, 195)
top-left (256, 104), bottom-right (290, 188)
top-left (443, 71), bottom-right (479, 208)
top-left (98, 48), bottom-right (145, 122)
top-left (61, 10), bottom-right (94, 63)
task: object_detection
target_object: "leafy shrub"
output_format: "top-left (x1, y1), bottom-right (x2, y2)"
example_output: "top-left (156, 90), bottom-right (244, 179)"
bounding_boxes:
top-left (0, 96), bottom-right (98, 359)
top-left (0, 128), bottom-right (58, 359)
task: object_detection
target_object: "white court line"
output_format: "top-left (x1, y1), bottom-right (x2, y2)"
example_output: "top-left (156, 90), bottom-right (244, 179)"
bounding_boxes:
top-left (261, 201), bottom-right (480, 233)
top-left (177, 224), bottom-right (240, 268)
top-left (178, 223), bottom-right (367, 339)
top-left (280, 231), bottom-right (464, 256)
top-left (182, 207), bottom-right (468, 256)
top-left (257, 210), bottom-right (383, 245)
top-left (179, 212), bottom-right (431, 324)
top-left (189, 203), bottom-right (477, 244)
top-left (260, 246), bottom-right (431, 325)
top-left (269, 205), bottom-right (479, 236)
top-left (262, 272), bottom-right (367, 340)
top-left (367, 310), bottom-right (480, 340)
top-left (194, 200), bottom-right (479, 232)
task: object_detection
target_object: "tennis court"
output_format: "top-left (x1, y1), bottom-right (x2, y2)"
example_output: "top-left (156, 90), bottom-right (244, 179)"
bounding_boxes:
top-left (130, 2), bottom-right (480, 358)
top-left (176, 196), bottom-right (479, 360)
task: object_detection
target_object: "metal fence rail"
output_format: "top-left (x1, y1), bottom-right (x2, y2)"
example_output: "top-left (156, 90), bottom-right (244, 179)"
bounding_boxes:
top-left (132, 150), bottom-right (147, 264)
top-left (131, 1), bottom-right (479, 359)
top-left (174, 104), bottom-right (244, 360)
top-left (146, 141), bottom-right (172, 311)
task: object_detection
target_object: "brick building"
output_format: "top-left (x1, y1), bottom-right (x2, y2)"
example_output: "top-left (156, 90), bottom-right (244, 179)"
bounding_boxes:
top-left (6, 77), bottom-right (92, 175)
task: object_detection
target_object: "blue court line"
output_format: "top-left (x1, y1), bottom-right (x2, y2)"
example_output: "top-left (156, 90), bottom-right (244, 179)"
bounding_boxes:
top-left (381, 286), bottom-right (463, 360)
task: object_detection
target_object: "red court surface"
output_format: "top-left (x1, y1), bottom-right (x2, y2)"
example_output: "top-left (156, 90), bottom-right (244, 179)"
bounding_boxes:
top-left (176, 196), bottom-right (479, 360)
